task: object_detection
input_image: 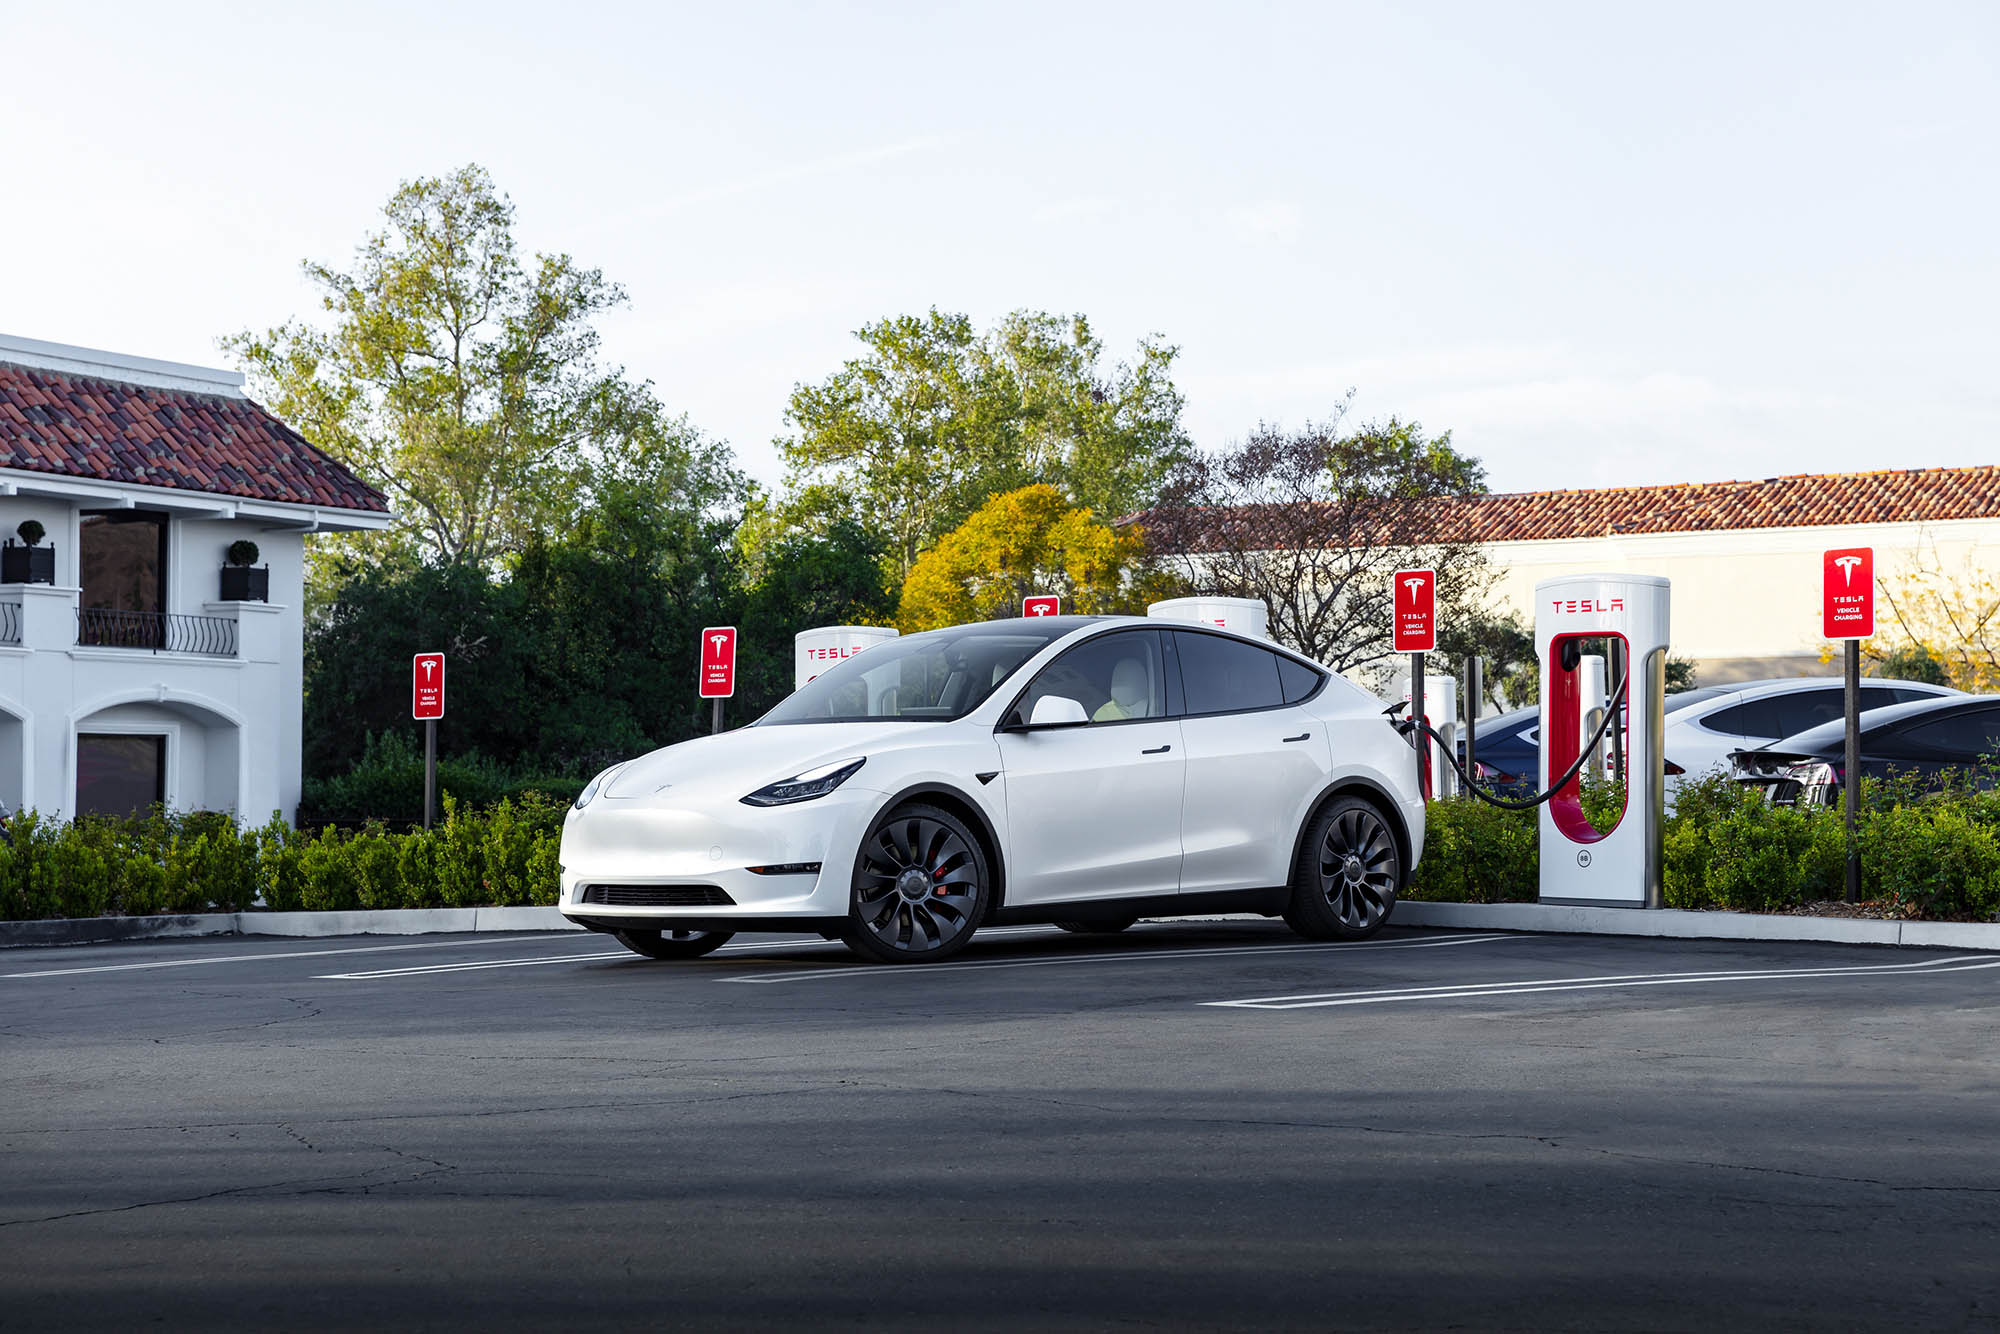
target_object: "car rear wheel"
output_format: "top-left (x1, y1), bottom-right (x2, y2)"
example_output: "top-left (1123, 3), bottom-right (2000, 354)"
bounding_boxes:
top-left (614, 928), bottom-right (735, 960)
top-left (1282, 796), bottom-right (1399, 941)
top-left (1054, 917), bottom-right (1138, 934)
top-left (840, 803), bottom-right (990, 964)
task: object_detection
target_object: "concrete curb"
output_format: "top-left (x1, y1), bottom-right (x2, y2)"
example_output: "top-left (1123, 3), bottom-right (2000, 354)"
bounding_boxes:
top-left (1393, 900), bottom-right (2000, 951)
top-left (0, 905), bottom-right (582, 949)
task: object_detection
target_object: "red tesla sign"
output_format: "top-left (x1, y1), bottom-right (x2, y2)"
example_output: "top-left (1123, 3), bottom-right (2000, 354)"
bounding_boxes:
top-left (699, 626), bottom-right (737, 698)
top-left (1023, 595), bottom-right (1061, 618)
top-left (412, 652), bottom-right (445, 720)
top-left (1823, 548), bottom-right (1874, 639)
top-left (1392, 569), bottom-right (1436, 652)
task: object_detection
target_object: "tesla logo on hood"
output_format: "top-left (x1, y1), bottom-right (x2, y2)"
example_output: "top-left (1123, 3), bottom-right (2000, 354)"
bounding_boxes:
top-left (653, 783), bottom-right (674, 794)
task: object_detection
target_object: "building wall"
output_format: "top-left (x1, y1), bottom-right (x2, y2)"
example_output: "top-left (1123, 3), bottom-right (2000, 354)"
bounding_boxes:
top-left (1481, 516), bottom-right (2000, 683)
top-left (0, 495), bottom-right (304, 822)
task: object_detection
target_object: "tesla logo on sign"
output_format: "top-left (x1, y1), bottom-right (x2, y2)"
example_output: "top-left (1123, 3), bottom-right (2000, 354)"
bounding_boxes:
top-left (699, 626), bottom-right (737, 698)
top-left (412, 652), bottom-right (445, 720)
top-left (1023, 595), bottom-right (1060, 617)
top-left (1823, 548), bottom-right (1874, 640)
top-left (1392, 569), bottom-right (1435, 652)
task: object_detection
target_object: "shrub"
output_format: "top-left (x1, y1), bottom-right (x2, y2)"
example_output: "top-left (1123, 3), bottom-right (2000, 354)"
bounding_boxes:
top-left (226, 539), bottom-right (260, 567)
top-left (16, 519), bottom-right (44, 547)
top-left (298, 730), bottom-right (582, 827)
top-left (1409, 799), bottom-right (1537, 903)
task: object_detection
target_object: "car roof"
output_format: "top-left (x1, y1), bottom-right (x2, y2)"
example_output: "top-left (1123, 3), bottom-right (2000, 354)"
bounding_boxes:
top-left (1758, 692), bottom-right (2000, 755)
top-left (1702, 676), bottom-right (1960, 702)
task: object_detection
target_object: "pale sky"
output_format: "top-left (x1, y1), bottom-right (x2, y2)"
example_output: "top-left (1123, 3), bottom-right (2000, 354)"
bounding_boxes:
top-left (5, 1), bottom-right (1996, 497)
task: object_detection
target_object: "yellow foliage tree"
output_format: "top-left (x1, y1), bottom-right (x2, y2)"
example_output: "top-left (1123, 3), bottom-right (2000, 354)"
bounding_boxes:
top-left (896, 485), bottom-right (1171, 631)
top-left (1828, 537), bottom-right (2000, 690)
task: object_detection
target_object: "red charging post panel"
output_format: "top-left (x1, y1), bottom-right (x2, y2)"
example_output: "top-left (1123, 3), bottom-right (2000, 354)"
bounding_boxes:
top-left (412, 653), bottom-right (445, 720)
top-left (1822, 548), bottom-right (1875, 639)
top-left (699, 626), bottom-right (737, 698)
top-left (1023, 595), bottom-right (1061, 618)
top-left (1392, 569), bottom-right (1436, 652)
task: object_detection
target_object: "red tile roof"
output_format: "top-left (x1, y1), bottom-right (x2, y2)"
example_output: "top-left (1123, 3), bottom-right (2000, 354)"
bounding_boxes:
top-left (1142, 465), bottom-right (2000, 552)
top-left (1434, 466), bottom-right (2000, 543)
top-left (0, 361), bottom-right (387, 513)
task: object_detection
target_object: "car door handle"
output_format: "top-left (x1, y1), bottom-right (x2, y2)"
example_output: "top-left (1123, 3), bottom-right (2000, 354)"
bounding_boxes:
top-left (1141, 744), bottom-right (1172, 755)
top-left (1282, 732), bottom-right (1311, 743)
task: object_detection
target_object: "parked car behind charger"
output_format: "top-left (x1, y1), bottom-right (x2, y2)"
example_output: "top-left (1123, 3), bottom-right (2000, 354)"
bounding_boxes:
top-left (1730, 694), bottom-right (2000, 805)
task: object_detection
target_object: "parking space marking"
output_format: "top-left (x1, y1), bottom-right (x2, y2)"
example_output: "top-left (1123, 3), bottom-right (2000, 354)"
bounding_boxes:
top-left (718, 932), bottom-right (1527, 985)
top-left (1, 935), bottom-right (571, 980)
top-left (312, 926), bottom-right (1065, 980)
top-left (1203, 953), bottom-right (2000, 1010)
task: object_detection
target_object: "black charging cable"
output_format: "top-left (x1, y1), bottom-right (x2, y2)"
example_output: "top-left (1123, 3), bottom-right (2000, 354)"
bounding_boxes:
top-left (1385, 661), bottom-right (1632, 812)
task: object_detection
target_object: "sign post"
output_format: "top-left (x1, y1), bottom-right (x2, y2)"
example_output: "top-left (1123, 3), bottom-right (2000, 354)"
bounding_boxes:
top-left (1023, 594), bottom-right (1061, 618)
top-left (700, 626), bottom-right (737, 734)
top-left (1823, 548), bottom-right (1875, 903)
top-left (412, 652), bottom-right (445, 830)
top-left (1393, 569), bottom-right (1437, 798)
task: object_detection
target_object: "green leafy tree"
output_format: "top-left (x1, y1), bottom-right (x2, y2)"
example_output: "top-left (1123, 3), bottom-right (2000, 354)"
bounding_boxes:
top-left (229, 164), bottom-right (711, 568)
top-left (781, 308), bottom-right (1190, 579)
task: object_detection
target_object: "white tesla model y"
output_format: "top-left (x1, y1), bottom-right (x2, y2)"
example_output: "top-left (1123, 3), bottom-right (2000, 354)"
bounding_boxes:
top-left (559, 616), bottom-right (1425, 964)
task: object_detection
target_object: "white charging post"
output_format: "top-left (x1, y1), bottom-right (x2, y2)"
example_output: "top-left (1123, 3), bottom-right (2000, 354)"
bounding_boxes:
top-left (1395, 673), bottom-right (1458, 799)
top-left (1536, 573), bottom-right (1670, 908)
top-left (1146, 596), bottom-right (1271, 639)
top-left (794, 625), bottom-right (899, 691)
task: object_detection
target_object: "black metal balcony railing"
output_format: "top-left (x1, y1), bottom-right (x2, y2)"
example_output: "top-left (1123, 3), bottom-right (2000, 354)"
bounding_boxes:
top-left (0, 600), bottom-right (17, 646)
top-left (76, 608), bottom-right (237, 657)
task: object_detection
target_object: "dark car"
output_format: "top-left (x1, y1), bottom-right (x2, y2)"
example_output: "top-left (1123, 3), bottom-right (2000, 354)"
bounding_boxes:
top-left (1729, 694), bottom-right (2000, 805)
top-left (1461, 686), bottom-right (1738, 798)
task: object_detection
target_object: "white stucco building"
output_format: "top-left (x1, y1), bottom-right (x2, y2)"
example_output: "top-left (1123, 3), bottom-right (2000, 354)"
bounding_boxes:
top-left (0, 334), bottom-right (391, 823)
top-left (1450, 468), bottom-right (2000, 682)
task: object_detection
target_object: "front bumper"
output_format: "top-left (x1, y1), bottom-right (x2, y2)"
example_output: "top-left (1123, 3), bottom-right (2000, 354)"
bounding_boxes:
top-left (557, 785), bottom-right (880, 926)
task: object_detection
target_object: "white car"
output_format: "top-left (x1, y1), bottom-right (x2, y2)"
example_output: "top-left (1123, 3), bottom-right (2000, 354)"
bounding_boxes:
top-left (1658, 676), bottom-right (1959, 785)
top-left (559, 616), bottom-right (1426, 964)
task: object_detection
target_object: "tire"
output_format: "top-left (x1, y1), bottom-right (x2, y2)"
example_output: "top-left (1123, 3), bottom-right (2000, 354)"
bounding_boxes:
top-left (1054, 917), bottom-right (1139, 934)
top-left (840, 802), bottom-right (991, 964)
top-left (1282, 796), bottom-right (1400, 941)
top-left (614, 928), bottom-right (735, 960)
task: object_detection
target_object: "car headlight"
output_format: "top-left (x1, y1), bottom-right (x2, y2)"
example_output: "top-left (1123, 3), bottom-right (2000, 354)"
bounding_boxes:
top-left (742, 758), bottom-right (866, 807)
top-left (574, 762), bottom-right (628, 810)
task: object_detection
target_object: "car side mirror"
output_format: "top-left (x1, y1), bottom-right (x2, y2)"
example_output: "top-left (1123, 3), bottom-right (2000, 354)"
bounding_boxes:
top-left (1029, 695), bottom-right (1090, 728)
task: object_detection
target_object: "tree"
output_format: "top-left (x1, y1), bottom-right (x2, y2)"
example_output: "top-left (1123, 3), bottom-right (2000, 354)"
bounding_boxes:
top-left (229, 164), bottom-right (703, 568)
top-left (1858, 538), bottom-right (2000, 691)
top-left (1148, 407), bottom-right (1491, 672)
top-left (896, 485), bottom-right (1162, 631)
top-left (780, 308), bottom-right (1190, 579)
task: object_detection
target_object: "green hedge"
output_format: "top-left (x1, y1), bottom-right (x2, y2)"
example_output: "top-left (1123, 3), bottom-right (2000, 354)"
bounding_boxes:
top-left (0, 794), bottom-right (566, 922)
top-left (298, 730), bottom-right (583, 828)
top-left (1410, 773), bottom-right (2000, 920)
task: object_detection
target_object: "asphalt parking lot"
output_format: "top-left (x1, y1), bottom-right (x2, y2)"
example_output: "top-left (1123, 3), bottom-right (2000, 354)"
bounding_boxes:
top-left (3, 921), bottom-right (1997, 1331)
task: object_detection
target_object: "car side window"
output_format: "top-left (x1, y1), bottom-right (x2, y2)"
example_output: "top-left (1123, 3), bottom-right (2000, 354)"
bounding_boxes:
top-left (1896, 707), bottom-right (2000, 761)
top-left (1775, 688), bottom-right (1849, 736)
top-left (1699, 698), bottom-right (1788, 739)
top-left (1175, 632), bottom-right (1286, 715)
top-left (1276, 655), bottom-right (1326, 705)
top-left (1015, 630), bottom-right (1167, 725)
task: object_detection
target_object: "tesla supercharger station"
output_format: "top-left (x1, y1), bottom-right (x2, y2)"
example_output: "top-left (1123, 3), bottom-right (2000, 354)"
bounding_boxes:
top-left (794, 625), bottom-right (899, 691)
top-left (1536, 573), bottom-right (1670, 908)
top-left (1394, 673), bottom-right (1458, 799)
top-left (1147, 596), bottom-right (1271, 639)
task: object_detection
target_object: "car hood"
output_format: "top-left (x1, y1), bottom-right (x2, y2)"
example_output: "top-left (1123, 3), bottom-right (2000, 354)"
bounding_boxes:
top-left (600, 721), bottom-right (930, 802)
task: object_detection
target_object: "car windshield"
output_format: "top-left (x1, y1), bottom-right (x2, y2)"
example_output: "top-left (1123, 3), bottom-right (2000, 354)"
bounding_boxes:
top-left (759, 623), bottom-right (1068, 724)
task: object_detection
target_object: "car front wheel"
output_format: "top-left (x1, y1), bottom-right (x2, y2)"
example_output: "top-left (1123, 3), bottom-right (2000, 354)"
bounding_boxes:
top-left (1282, 796), bottom-right (1399, 941)
top-left (614, 928), bottom-right (735, 960)
top-left (840, 803), bottom-right (991, 964)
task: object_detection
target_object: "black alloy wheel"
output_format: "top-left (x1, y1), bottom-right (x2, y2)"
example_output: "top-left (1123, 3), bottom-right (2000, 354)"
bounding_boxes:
top-left (613, 928), bottom-right (735, 960)
top-left (1282, 796), bottom-right (1399, 941)
top-left (841, 803), bottom-right (990, 964)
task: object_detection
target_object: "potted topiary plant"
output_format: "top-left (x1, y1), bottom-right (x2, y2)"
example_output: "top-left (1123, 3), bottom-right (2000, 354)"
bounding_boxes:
top-left (1, 519), bottom-right (55, 584)
top-left (219, 538), bottom-right (269, 602)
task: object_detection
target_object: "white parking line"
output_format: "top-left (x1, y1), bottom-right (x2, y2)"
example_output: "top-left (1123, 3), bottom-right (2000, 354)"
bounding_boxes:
top-left (1203, 954), bottom-right (2000, 1010)
top-left (313, 926), bottom-right (1066, 980)
top-left (2, 935), bottom-right (570, 980)
top-left (718, 932), bottom-right (1527, 985)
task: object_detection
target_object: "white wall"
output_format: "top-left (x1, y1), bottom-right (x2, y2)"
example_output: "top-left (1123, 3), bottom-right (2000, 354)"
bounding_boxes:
top-left (0, 495), bottom-right (306, 822)
top-left (1482, 517), bottom-right (2000, 680)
